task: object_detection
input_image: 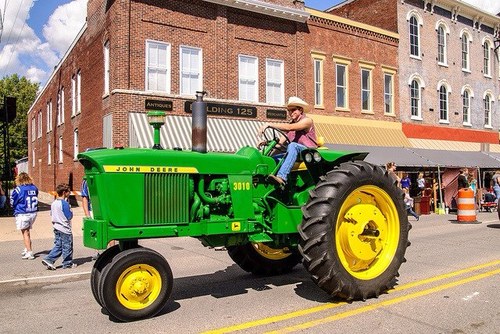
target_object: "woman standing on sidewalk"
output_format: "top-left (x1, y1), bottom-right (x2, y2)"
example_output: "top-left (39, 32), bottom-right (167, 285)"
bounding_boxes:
top-left (11, 172), bottom-right (39, 260)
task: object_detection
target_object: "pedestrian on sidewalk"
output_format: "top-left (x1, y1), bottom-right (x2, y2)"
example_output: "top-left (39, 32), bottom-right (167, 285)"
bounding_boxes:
top-left (403, 188), bottom-right (419, 221)
top-left (11, 172), bottom-right (39, 260)
top-left (42, 183), bottom-right (77, 270)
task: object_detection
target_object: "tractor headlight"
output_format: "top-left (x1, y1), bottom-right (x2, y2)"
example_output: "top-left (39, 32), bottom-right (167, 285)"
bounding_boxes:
top-left (313, 152), bottom-right (322, 162)
top-left (304, 152), bottom-right (313, 163)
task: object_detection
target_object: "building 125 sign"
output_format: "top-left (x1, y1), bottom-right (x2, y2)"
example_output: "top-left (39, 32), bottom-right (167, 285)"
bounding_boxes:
top-left (184, 101), bottom-right (256, 118)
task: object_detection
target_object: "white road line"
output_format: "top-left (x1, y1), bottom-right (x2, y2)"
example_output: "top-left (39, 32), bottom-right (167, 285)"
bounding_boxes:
top-left (0, 271), bottom-right (91, 284)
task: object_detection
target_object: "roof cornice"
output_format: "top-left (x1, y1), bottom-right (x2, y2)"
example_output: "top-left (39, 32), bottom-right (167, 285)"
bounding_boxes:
top-left (202, 0), bottom-right (309, 22)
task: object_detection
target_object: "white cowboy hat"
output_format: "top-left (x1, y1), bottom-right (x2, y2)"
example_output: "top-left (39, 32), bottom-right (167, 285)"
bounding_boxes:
top-left (286, 96), bottom-right (309, 112)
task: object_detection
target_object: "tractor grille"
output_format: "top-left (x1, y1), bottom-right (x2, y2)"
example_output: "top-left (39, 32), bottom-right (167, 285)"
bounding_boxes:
top-left (144, 173), bottom-right (190, 225)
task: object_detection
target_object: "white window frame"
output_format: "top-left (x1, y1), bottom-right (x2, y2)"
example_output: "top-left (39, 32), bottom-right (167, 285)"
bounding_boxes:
top-left (437, 81), bottom-right (451, 123)
top-left (180, 45), bottom-right (202, 96)
top-left (484, 91), bottom-right (493, 128)
top-left (312, 52), bottom-right (325, 108)
top-left (47, 142), bottom-right (51, 165)
top-left (383, 71), bottom-right (395, 115)
top-left (462, 89), bottom-right (471, 126)
top-left (57, 88), bottom-right (65, 125)
top-left (333, 56), bottom-right (351, 111)
top-left (73, 128), bottom-right (79, 160)
top-left (46, 100), bottom-right (53, 132)
top-left (407, 11), bottom-right (422, 59)
top-left (71, 75), bottom-right (76, 116)
top-left (77, 70), bottom-right (82, 114)
top-left (460, 29), bottom-right (472, 72)
top-left (31, 117), bottom-right (35, 142)
top-left (58, 136), bottom-right (63, 163)
top-left (32, 149), bottom-right (35, 167)
top-left (238, 55), bottom-right (258, 102)
top-left (360, 67), bottom-right (373, 112)
top-left (265, 58), bottom-right (284, 105)
top-left (436, 22), bottom-right (448, 66)
top-left (104, 40), bottom-right (110, 95)
top-left (37, 111), bottom-right (42, 138)
top-left (483, 38), bottom-right (492, 78)
top-left (409, 74), bottom-right (425, 120)
top-left (146, 40), bottom-right (171, 93)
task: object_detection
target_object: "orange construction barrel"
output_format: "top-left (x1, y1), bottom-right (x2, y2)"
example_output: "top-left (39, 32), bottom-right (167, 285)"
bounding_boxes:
top-left (457, 188), bottom-right (476, 222)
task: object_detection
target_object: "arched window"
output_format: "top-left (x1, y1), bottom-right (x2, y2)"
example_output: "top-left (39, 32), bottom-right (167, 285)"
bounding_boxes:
top-left (462, 90), bottom-right (470, 124)
top-left (410, 79), bottom-right (421, 118)
top-left (484, 92), bottom-right (493, 127)
top-left (409, 16), bottom-right (420, 57)
top-left (461, 33), bottom-right (470, 71)
top-left (437, 25), bottom-right (446, 64)
top-left (439, 85), bottom-right (448, 121)
top-left (483, 40), bottom-right (491, 76)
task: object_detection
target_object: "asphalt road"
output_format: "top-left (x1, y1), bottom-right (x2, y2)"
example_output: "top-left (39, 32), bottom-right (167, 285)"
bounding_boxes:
top-left (0, 211), bottom-right (499, 334)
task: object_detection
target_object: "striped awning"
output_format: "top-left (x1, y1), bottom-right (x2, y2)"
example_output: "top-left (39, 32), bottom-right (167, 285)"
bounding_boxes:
top-left (408, 138), bottom-right (481, 151)
top-left (311, 114), bottom-right (412, 147)
top-left (129, 112), bottom-right (264, 152)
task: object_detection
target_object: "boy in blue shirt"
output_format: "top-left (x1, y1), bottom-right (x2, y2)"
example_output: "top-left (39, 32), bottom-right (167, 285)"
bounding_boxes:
top-left (11, 172), bottom-right (39, 260)
top-left (42, 183), bottom-right (77, 270)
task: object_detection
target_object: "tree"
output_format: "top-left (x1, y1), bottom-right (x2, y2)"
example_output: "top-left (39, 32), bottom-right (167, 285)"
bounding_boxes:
top-left (0, 74), bottom-right (39, 178)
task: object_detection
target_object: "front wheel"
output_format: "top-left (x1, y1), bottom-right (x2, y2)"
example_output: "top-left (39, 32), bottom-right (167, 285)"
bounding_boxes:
top-left (299, 161), bottom-right (410, 300)
top-left (98, 248), bottom-right (173, 321)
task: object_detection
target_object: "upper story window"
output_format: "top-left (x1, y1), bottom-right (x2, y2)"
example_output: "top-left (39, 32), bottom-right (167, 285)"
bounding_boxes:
top-left (37, 111), bottom-right (42, 138)
top-left (436, 22), bottom-right (448, 66)
top-left (76, 70), bottom-right (82, 114)
top-left (410, 80), bottom-right (421, 119)
top-left (484, 91), bottom-right (493, 128)
top-left (71, 75), bottom-right (76, 116)
top-left (31, 117), bottom-right (35, 142)
top-left (180, 46), bottom-right (202, 96)
top-left (312, 52), bottom-right (325, 108)
top-left (438, 81), bottom-right (451, 123)
top-left (146, 40), bottom-right (171, 92)
top-left (407, 12), bottom-right (422, 58)
top-left (483, 38), bottom-right (492, 77)
top-left (383, 69), bottom-right (395, 115)
top-left (462, 87), bottom-right (472, 126)
top-left (57, 87), bottom-right (65, 125)
top-left (460, 29), bottom-right (472, 72)
top-left (46, 100), bottom-right (52, 132)
top-left (360, 67), bottom-right (372, 112)
top-left (58, 136), bottom-right (63, 163)
top-left (238, 55), bottom-right (258, 102)
top-left (104, 40), bottom-right (110, 95)
top-left (73, 128), bottom-right (79, 160)
top-left (266, 58), bottom-right (284, 105)
top-left (333, 56), bottom-right (351, 111)
top-left (47, 142), bottom-right (51, 165)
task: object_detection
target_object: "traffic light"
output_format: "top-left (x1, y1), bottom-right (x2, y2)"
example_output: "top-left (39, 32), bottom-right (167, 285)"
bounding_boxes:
top-left (0, 96), bottom-right (16, 123)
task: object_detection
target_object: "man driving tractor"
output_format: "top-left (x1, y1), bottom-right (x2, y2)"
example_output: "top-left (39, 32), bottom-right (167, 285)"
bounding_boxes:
top-left (258, 96), bottom-right (317, 186)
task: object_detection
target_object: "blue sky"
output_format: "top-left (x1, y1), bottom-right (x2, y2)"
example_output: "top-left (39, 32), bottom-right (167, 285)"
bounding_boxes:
top-left (0, 0), bottom-right (496, 87)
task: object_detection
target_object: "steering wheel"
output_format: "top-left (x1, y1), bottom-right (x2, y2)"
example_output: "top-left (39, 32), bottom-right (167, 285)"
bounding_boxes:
top-left (259, 126), bottom-right (291, 155)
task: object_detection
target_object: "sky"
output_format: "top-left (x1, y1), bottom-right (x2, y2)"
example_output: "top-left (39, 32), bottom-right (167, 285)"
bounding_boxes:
top-left (0, 0), bottom-right (498, 88)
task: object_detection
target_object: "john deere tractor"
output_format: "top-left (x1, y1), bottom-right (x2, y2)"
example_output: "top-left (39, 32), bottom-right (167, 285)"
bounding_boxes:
top-left (78, 92), bottom-right (410, 322)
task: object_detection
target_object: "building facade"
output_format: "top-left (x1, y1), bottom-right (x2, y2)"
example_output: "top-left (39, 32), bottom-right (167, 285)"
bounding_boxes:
top-left (27, 0), bottom-right (403, 193)
top-left (328, 0), bottom-right (500, 150)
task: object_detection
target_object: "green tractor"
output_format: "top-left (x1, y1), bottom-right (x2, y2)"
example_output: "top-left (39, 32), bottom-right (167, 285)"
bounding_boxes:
top-left (78, 93), bottom-right (410, 322)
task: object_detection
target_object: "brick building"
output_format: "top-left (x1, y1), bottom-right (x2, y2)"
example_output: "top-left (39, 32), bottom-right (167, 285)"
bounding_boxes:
top-left (328, 0), bottom-right (500, 151)
top-left (27, 0), bottom-right (403, 193)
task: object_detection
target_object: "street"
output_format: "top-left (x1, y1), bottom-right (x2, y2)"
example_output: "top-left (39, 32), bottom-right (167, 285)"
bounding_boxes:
top-left (0, 207), bottom-right (499, 334)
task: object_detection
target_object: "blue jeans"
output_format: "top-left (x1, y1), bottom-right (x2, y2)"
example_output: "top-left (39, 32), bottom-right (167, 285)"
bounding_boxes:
top-left (494, 185), bottom-right (500, 203)
top-left (44, 229), bottom-right (74, 267)
top-left (277, 142), bottom-right (306, 182)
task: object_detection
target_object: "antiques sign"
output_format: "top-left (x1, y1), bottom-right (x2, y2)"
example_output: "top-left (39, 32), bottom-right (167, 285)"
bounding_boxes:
top-left (184, 101), bottom-right (257, 118)
top-left (145, 99), bottom-right (173, 111)
top-left (266, 109), bottom-right (287, 120)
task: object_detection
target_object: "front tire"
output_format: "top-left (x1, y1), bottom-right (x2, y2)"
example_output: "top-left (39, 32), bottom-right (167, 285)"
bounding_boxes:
top-left (299, 161), bottom-right (410, 300)
top-left (90, 245), bottom-right (121, 307)
top-left (98, 248), bottom-right (173, 321)
top-left (227, 242), bottom-right (301, 276)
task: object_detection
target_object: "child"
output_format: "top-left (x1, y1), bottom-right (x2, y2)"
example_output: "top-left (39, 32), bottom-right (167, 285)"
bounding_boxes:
top-left (42, 183), bottom-right (77, 270)
top-left (11, 172), bottom-right (39, 260)
top-left (403, 188), bottom-right (419, 221)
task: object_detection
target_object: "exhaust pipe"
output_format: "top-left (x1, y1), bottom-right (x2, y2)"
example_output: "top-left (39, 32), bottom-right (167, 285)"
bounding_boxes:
top-left (192, 91), bottom-right (207, 153)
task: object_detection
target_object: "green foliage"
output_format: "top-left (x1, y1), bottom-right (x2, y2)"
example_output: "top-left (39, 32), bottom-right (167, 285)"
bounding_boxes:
top-left (0, 74), bottom-right (39, 170)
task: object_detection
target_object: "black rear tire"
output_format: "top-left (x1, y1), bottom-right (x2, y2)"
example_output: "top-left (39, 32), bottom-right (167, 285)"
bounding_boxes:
top-left (227, 242), bottom-right (301, 276)
top-left (299, 161), bottom-right (410, 300)
top-left (90, 245), bottom-right (120, 307)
